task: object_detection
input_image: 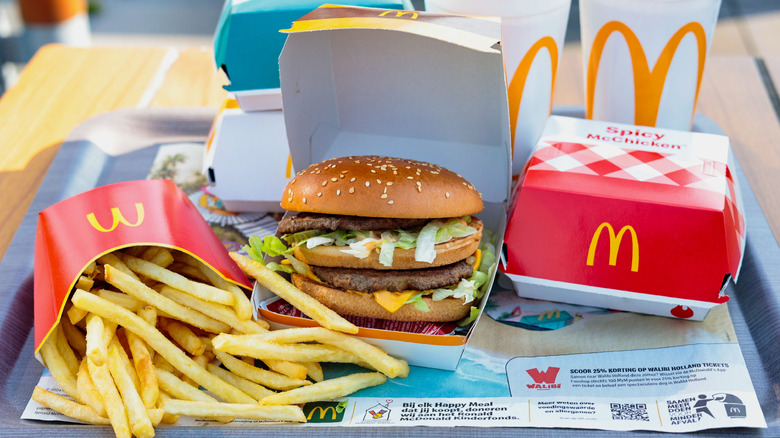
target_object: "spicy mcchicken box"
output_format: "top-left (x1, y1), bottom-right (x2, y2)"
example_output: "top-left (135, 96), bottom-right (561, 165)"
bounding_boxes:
top-left (502, 116), bottom-right (745, 321)
top-left (33, 179), bottom-right (252, 357)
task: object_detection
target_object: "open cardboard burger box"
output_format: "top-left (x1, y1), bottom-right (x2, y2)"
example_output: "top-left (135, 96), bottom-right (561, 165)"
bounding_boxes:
top-left (501, 115), bottom-right (746, 321)
top-left (251, 5), bottom-right (510, 371)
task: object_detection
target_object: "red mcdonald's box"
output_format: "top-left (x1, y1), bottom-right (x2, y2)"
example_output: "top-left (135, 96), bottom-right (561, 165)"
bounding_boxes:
top-left (33, 179), bottom-right (252, 359)
top-left (502, 116), bottom-right (745, 321)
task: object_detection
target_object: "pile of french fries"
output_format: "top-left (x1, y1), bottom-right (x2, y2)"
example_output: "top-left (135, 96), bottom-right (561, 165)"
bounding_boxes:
top-left (34, 246), bottom-right (409, 438)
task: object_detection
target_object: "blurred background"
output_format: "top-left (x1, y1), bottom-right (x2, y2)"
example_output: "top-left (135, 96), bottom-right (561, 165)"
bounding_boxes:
top-left (0, 0), bottom-right (778, 95)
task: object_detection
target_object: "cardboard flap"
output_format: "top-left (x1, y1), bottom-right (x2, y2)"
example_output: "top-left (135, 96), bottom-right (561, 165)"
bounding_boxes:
top-left (280, 5), bottom-right (511, 204)
top-left (283, 4), bottom-right (502, 54)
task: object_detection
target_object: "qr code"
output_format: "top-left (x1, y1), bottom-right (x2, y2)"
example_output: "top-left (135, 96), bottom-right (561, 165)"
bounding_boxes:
top-left (610, 403), bottom-right (649, 421)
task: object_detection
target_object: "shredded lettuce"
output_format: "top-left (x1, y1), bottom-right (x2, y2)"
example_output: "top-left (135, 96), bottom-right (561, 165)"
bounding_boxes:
top-left (404, 292), bottom-right (430, 312)
top-left (457, 307), bottom-right (481, 327)
top-left (340, 237), bottom-right (380, 259)
top-left (414, 221), bottom-right (442, 264)
top-left (378, 231), bottom-right (396, 267)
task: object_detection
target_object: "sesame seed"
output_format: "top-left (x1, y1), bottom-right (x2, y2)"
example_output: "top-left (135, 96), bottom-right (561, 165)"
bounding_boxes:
top-left (371, 169), bottom-right (376, 173)
top-left (350, 177), bottom-right (356, 182)
top-left (407, 176), bottom-right (414, 179)
top-left (366, 181), bottom-right (370, 187)
top-left (349, 187), bottom-right (355, 193)
top-left (446, 192), bottom-right (450, 198)
top-left (386, 181), bottom-right (393, 186)
top-left (302, 197), bottom-right (307, 204)
top-left (317, 192), bottom-right (322, 197)
top-left (381, 194), bottom-right (388, 199)
top-left (287, 196), bottom-right (293, 202)
top-left (388, 200), bottom-right (394, 204)
top-left (376, 179), bottom-right (382, 184)
top-left (336, 190), bottom-right (341, 195)
top-left (331, 177), bottom-right (338, 182)
top-left (417, 186), bottom-right (422, 192)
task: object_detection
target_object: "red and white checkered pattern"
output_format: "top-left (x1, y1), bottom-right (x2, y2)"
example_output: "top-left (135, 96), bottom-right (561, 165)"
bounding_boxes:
top-left (528, 141), bottom-right (745, 239)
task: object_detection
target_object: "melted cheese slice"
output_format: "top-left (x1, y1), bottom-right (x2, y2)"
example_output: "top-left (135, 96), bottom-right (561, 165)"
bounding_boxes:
top-left (373, 290), bottom-right (417, 313)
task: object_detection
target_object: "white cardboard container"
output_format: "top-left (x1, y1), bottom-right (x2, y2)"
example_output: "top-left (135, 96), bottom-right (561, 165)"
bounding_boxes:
top-left (252, 5), bottom-right (511, 370)
top-left (203, 101), bottom-right (293, 212)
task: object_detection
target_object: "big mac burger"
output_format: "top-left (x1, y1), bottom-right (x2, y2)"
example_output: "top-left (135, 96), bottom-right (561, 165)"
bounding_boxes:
top-left (248, 155), bottom-right (495, 324)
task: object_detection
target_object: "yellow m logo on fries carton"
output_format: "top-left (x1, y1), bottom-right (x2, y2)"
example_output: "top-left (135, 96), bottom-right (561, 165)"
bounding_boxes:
top-left (586, 222), bottom-right (639, 272)
top-left (86, 203), bottom-right (145, 232)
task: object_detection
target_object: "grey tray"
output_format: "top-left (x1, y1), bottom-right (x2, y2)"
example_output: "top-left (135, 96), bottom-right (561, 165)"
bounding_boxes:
top-left (0, 108), bottom-right (777, 437)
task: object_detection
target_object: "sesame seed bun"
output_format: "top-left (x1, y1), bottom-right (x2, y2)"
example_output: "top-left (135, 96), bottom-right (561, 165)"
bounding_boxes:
top-left (291, 274), bottom-right (473, 322)
top-left (281, 156), bottom-right (483, 218)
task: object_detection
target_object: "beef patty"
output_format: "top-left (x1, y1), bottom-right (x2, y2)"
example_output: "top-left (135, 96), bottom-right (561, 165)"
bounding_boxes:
top-left (278, 211), bottom-right (429, 234)
top-left (309, 260), bottom-right (474, 293)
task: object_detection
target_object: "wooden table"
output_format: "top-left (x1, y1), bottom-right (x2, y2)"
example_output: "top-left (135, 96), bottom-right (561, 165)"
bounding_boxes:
top-left (0, 44), bottom-right (779, 265)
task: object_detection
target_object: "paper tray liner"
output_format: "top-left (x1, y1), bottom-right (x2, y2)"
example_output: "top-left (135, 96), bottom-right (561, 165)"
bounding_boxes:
top-left (33, 179), bottom-right (253, 354)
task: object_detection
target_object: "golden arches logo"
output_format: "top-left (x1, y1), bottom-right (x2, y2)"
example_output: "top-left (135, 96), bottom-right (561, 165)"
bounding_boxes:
top-left (586, 20), bottom-right (707, 126)
top-left (507, 36), bottom-right (558, 152)
top-left (586, 222), bottom-right (639, 272)
top-left (378, 10), bottom-right (418, 19)
top-left (86, 203), bottom-right (145, 232)
top-left (307, 406), bottom-right (339, 421)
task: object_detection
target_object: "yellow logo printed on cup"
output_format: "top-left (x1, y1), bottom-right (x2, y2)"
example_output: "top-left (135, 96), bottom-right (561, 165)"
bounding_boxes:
top-left (87, 203), bottom-right (145, 232)
top-left (586, 222), bottom-right (639, 272)
top-left (378, 10), bottom-right (418, 19)
top-left (586, 20), bottom-right (707, 127)
top-left (507, 36), bottom-right (558, 152)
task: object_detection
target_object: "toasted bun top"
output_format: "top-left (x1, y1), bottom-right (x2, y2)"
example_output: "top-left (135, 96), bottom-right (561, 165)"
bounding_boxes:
top-left (281, 156), bottom-right (483, 218)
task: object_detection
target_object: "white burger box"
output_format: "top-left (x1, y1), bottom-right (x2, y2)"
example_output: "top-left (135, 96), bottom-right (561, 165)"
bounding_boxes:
top-left (203, 98), bottom-right (293, 213)
top-left (251, 5), bottom-right (510, 370)
top-left (501, 115), bottom-right (746, 321)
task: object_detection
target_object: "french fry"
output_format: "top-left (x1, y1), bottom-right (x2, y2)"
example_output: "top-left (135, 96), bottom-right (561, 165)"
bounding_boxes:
top-left (107, 344), bottom-right (154, 438)
top-left (125, 329), bottom-right (158, 409)
top-left (103, 265), bottom-right (230, 334)
top-left (152, 352), bottom-right (175, 374)
top-left (77, 359), bottom-right (106, 417)
top-left (301, 361), bottom-right (324, 383)
top-left (109, 334), bottom-right (142, 395)
top-left (158, 285), bottom-right (268, 333)
top-left (40, 335), bottom-right (79, 401)
top-left (85, 314), bottom-right (108, 366)
top-left (154, 367), bottom-right (217, 402)
top-left (83, 260), bottom-right (97, 276)
top-left (263, 359), bottom-right (308, 381)
top-left (206, 364), bottom-right (275, 402)
top-left (75, 275), bottom-right (94, 292)
top-left (212, 334), bottom-right (362, 366)
top-left (214, 350), bottom-right (310, 391)
top-left (121, 254), bottom-right (234, 306)
top-left (98, 252), bottom-right (141, 282)
top-left (96, 289), bottom-right (143, 312)
top-left (147, 408), bottom-right (165, 426)
top-left (137, 305), bottom-right (158, 327)
top-left (54, 324), bottom-right (80, 375)
top-left (32, 387), bottom-right (110, 425)
top-left (261, 373), bottom-right (386, 406)
top-left (229, 252), bottom-right (358, 334)
top-left (161, 319), bottom-right (205, 356)
top-left (142, 247), bottom-right (175, 268)
top-left (195, 261), bottom-right (254, 321)
top-left (60, 315), bottom-right (87, 358)
top-left (67, 305), bottom-right (88, 325)
top-left (162, 400), bottom-right (305, 423)
top-left (246, 327), bottom-right (409, 378)
top-left (168, 262), bottom-right (210, 283)
top-left (88, 357), bottom-right (131, 438)
top-left (71, 290), bottom-right (255, 404)
top-left (156, 391), bottom-right (180, 424)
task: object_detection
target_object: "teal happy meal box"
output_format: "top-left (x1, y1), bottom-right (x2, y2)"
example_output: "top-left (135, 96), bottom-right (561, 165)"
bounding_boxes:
top-left (213, 0), bottom-right (412, 111)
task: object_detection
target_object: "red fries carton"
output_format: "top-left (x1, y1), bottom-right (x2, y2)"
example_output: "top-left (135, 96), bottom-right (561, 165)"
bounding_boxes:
top-left (501, 116), bottom-right (745, 320)
top-left (34, 179), bottom-right (252, 357)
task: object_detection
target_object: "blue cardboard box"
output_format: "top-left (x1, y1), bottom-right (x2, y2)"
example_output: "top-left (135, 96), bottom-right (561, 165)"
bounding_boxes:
top-left (214, 0), bottom-right (411, 109)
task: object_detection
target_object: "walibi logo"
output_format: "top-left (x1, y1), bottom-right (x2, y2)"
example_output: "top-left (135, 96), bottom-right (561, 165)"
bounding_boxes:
top-left (526, 367), bottom-right (562, 390)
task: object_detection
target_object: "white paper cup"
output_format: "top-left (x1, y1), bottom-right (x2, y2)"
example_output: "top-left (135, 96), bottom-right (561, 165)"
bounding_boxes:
top-left (580, 0), bottom-right (721, 130)
top-left (425, 0), bottom-right (571, 174)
